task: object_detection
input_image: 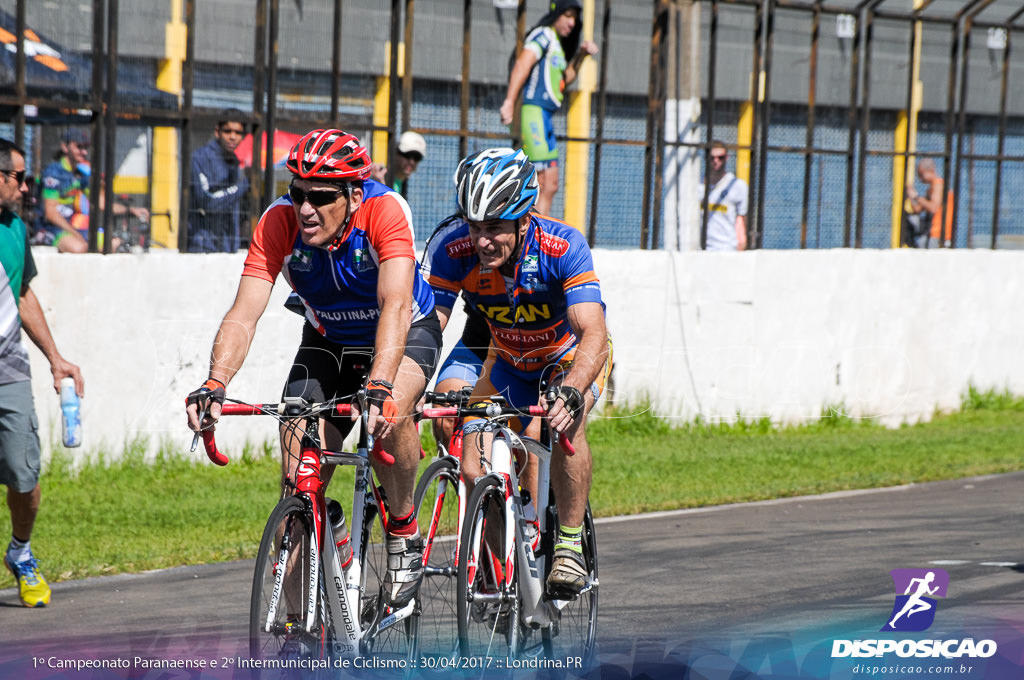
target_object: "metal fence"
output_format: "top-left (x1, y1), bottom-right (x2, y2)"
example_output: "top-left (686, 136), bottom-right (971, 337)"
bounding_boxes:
top-left (665, 0), bottom-right (1024, 250)
top-left (1, 0), bottom-right (1022, 252)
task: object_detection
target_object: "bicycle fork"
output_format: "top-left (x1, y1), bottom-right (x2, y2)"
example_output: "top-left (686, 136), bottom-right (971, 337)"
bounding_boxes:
top-left (491, 433), bottom-right (555, 628)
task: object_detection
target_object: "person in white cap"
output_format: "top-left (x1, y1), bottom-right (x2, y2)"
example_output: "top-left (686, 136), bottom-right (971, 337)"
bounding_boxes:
top-left (371, 131), bottom-right (426, 199)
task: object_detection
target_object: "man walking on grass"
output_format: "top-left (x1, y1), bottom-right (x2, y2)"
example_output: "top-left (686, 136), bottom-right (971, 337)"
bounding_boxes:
top-left (0, 137), bottom-right (84, 607)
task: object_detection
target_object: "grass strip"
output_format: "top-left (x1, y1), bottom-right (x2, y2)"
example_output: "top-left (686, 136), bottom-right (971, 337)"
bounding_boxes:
top-left (2, 387), bottom-right (1022, 583)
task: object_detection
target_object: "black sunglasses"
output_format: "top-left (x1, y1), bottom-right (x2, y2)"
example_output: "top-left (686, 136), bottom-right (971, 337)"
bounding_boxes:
top-left (4, 170), bottom-right (25, 184)
top-left (289, 184), bottom-right (346, 207)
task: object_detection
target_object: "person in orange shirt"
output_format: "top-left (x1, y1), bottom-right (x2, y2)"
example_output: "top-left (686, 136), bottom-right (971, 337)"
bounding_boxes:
top-left (906, 159), bottom-right (953, 248)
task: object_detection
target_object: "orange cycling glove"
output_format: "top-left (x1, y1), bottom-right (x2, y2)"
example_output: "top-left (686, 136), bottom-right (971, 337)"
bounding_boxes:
top-left (186, 378), bottom-right (226, 411)
top-left (366, 380), bottom-right (398, 424)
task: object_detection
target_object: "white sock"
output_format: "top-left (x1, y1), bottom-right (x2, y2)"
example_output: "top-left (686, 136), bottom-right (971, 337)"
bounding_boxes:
top-left (7, 537), bottom-right (31, 564)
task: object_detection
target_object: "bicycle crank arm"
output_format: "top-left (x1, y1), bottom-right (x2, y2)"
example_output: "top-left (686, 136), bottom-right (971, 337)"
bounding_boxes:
top-left (374, 599), bottom-right (417, 634)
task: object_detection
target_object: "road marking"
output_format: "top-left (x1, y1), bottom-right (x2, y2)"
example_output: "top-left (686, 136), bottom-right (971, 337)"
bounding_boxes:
top-left (928, 560), bottom-right (971, 565)
top-left (594, 473), bottom-right (1019, 527)
top-left (595, 483), bottom-right (917, 525)
top-left (980, 562), bottom-right (1019, 567)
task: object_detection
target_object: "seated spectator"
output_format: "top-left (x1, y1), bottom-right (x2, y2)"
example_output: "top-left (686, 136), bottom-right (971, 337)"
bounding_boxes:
top-left (39, 129), bottom-right (148, 253)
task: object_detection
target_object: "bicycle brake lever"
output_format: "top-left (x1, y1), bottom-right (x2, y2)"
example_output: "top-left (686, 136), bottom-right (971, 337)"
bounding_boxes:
top-left (190, 407), bottom-right (207, 452)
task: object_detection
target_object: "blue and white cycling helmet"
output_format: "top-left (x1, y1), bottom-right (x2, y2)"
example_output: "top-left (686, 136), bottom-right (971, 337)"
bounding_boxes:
top-left (454, 148), bottom-right (538, 221)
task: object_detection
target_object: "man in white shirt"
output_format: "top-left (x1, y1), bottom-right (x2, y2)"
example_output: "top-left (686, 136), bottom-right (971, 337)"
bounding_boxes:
top-left (700, 141), bottom-right (748, 251)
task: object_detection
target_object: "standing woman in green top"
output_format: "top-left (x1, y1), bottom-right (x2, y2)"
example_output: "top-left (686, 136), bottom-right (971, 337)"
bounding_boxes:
top-left (500, 0), bottom-right (598, 217)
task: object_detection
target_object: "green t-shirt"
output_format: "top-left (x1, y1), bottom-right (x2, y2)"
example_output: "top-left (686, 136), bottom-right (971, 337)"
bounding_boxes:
top-left (0, 209), bottom-right (35, 384)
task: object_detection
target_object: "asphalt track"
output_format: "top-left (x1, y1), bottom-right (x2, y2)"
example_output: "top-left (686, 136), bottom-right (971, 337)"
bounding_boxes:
top-left (3, 472), bottom-right (1024, 679)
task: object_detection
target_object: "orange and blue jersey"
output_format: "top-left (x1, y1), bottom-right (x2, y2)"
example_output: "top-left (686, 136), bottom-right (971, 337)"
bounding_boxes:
top-left (242, 179), bottom-right (435, 346)
top-left (424, 214), bottom-right (604, 376)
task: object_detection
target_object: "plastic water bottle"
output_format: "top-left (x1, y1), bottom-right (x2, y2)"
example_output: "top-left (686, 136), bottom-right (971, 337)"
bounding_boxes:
top-left (326, 499), bottom-right (352, 568)
top-left (60, 377), bottom-right (82, 448)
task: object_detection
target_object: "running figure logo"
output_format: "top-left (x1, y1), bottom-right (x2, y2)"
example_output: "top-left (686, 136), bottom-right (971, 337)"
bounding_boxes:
top-left (881, 568), bottom-right (949, 632)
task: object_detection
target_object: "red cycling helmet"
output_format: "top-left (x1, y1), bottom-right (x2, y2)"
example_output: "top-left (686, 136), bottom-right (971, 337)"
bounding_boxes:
top-left (286, 129), bottom-right (372, 182)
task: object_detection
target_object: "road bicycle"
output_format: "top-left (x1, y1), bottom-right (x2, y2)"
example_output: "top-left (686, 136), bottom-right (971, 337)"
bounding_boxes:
top-left (197, 390), bottom-right (418, 670)
top-left (112, 195), bottom-right (164, 253)
top-left (416, 393), bottom-right (599, 670)
top-left (410, 388), bottom-right (474, 669)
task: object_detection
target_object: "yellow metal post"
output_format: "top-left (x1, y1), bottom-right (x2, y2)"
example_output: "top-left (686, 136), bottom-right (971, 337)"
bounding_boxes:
top-left (736, 100), bottom-right (754, 183)
top-left (564, 0), bottom-right (596, 232)
top-left (373, 42), bottom-right (404, 167)
top-left (891, 112), bottom-right (908, 248)
top-left (151, 0), bottom-right (186, 249)
top-left (893, 13), bottom-right (924, 247)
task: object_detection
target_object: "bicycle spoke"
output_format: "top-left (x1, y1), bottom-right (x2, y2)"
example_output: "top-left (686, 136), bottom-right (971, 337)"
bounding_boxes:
top-left (457, 477), bottom-right (518, 664)
top-left (250, 497), bottom-right (327, 662)
top-left (359, 494), bottom-right (419, 667)
top-left (542, 505), bottom-right (599, 669)
top-left (414, 459), bottom-right (462, 669)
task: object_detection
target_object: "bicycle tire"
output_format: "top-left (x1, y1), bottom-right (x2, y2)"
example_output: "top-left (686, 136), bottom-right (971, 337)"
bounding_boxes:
top-left (541, 501), bottom-right (599, 669)
top-left (357, 488), bottom-right (419, 666)
top-left (413, 457), bottom-right (462, 668)
top-left (457, 475), bottom-right (520, 662)
top-left (250, 495), bottom-right (331, 661)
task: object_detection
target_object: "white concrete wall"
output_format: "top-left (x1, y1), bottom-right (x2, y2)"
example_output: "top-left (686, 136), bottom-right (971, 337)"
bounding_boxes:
top-left (23, 248), bottom-right (1024, 463)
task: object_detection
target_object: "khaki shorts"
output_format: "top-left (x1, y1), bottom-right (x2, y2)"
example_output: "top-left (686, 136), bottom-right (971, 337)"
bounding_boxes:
top-left (0, 380), bottom-right (42, 493)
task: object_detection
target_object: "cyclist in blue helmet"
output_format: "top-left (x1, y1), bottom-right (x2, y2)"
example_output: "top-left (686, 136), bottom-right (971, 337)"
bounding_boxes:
top-left (423, 148), bottom-right (612, 599)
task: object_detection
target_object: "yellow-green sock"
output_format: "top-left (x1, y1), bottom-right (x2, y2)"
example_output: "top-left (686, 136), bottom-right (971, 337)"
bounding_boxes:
top-left (555, 525), bottom-right (583, 554)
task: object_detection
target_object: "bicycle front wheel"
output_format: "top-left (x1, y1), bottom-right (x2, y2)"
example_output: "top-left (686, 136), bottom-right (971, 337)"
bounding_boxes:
top-left (250, 495), bottom-right (330, 660)
top-left (457, 475), bottom-right (519, 661)
top-left (357, 490), bottom-right (419, 665)
top-left (542, 503), bottom-right (599, 668)
top-left (414, 457), bottom-right (462, 667)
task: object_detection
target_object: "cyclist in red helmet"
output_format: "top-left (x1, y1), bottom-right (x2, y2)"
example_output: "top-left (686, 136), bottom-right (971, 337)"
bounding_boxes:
top-left (186, 129), bottom-right (440, 607)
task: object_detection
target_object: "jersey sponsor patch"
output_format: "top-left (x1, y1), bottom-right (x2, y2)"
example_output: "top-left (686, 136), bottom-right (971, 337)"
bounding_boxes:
top-left (492, 325), bottom-right (559, 351)
top-left (478, 303), bottom-right (552, 325)
top-left (316, 307), bottom-right (381, 322)
top-left (539, 231), bottom-right (569, 257)
top-left (446, 236), bottom-right (474, 259)
top-left (289, 247), bottom-right (314, 271)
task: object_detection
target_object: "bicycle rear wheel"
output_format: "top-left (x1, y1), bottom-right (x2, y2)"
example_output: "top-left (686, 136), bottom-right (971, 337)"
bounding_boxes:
top-left (457, 475), bottom-right (519, 661)
top-left (542, 502), bottom-right (599, 668)
top-left (357, 489), bottom-right (419, 665)
top-left (414, 457), bottom-right (462, 668)
top-left (250, 495), bottom-right (331, 660)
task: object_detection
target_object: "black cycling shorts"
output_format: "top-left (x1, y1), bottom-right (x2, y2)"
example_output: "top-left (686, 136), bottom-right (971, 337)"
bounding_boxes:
top-left (283, 312), bottom-right (442, 433)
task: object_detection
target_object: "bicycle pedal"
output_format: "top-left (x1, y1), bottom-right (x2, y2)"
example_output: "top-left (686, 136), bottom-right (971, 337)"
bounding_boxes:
top-left (544, 584), bottom-right (582, 602)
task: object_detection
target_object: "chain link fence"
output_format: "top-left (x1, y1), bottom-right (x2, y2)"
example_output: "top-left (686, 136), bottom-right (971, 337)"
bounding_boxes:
top-left (1, 0), bottom-right (1022, 251)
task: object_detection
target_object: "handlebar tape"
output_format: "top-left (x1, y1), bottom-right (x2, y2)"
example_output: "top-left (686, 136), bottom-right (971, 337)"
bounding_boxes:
top-left (202, 402), bottom-right (355, 468)
top-left (372, 439), bottom-right (395, 466)
top-left (202, 430), bottom-right (230, 466)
